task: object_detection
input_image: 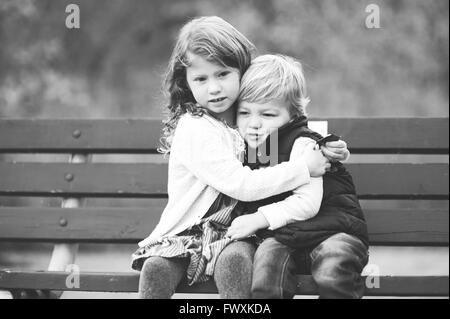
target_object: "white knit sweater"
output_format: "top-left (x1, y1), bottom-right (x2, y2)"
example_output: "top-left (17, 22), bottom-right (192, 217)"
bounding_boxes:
top-left (138, 113), bottom-right (311, 247)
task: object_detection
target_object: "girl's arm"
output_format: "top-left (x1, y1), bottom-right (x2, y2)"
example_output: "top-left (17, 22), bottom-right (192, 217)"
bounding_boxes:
top-left (322, 140), bottom-right (350, 162)
top-left (174, 116), bottom-right (318, 201)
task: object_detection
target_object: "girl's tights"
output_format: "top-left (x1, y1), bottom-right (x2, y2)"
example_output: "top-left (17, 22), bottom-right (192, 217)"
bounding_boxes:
top-left (138, 240), bottom-right (256, 299)
top-left (138, 256), bottom-right (188, 299)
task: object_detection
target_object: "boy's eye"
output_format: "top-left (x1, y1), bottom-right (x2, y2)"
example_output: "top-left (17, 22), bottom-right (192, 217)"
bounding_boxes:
top-left (194, 77), bottom-right (206, 82)
top-left (238, 110), bottom-right (249, 115)
top-left (218, 71), bottom-right (230, 77)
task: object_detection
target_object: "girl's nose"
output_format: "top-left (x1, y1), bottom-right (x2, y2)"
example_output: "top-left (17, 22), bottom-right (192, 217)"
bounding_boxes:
top-left (208, 79), bottom-right (221, 95)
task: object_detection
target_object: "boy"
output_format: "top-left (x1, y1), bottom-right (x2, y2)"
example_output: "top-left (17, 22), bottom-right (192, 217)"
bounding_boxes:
top-left (226, 55), bottom-right (369, 299)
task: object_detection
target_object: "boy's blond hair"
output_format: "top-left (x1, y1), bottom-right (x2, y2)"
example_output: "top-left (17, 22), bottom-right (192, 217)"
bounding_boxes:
top-left (239, 54), bottom-right (310, 117)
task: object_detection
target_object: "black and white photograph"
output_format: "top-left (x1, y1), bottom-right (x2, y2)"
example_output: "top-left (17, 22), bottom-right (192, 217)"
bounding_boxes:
top-left (0, 0), bottom-right (448, 304)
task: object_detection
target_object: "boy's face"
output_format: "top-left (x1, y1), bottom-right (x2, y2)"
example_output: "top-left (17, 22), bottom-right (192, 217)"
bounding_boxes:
top-left (186, 52), bottom-right (240, 118)
top-left (237, 99), bottom-right (292, 149)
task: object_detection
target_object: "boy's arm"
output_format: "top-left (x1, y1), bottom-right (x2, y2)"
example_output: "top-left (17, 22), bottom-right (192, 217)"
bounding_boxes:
top-left (258, 137), bottom-right (323, 230)
top-left (257, 175), bottom-right (323, 230)
top-left (226, 138), bottom-right (324, 239)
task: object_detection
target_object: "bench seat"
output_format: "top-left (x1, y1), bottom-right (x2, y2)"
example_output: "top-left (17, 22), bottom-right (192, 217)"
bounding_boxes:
top-left (1, 271), bottom-right (448, 297)
top-left (0, 118), bottom-right (448, 298)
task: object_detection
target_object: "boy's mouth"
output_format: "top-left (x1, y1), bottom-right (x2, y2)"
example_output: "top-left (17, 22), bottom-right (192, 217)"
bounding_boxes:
top-left (208, 97), bottom-right (226, 103)
top-left (246, 133), bottom-right (265, 141)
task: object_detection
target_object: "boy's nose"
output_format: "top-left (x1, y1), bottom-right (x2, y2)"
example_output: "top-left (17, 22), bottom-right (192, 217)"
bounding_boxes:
top-left (249, 116), bottom-right (262, 129)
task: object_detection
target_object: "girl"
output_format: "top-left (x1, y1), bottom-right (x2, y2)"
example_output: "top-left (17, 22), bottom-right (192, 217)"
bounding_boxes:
top-left (131, 16), bottom-right (347, 299)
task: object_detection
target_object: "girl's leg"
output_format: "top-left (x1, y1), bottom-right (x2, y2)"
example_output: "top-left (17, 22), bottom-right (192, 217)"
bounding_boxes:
top-left (139, 256), bottom-right (188, 299)
top-left (214, 240), bottom-right (256, 299)
top-left (251, 237), bottom-right (297, 299)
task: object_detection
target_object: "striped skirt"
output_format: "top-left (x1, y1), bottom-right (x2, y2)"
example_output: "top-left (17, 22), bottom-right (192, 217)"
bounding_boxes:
top-left (131, 194), bottom-right (238, 285)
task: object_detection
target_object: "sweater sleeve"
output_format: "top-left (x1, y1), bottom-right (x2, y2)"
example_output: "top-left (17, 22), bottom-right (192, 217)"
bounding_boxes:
top-left (258, 137), bottom-right (324, 230)
top-left (174, 116), bottom-right (311, 201)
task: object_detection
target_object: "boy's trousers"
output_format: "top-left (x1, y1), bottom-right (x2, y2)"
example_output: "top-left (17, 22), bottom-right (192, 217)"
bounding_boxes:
top-left (252, 233), bottom-right (369, 299)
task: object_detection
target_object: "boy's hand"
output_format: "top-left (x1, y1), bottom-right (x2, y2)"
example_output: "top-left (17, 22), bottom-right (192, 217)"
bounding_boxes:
top-left (321, 140), bottom-right (350, 162)
top-left (226, 212), bottom-right (269, 240)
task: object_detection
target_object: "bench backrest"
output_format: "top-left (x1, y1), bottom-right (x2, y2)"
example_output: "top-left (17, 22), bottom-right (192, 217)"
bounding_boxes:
top-left (0, 118), bottom-right (448, 247)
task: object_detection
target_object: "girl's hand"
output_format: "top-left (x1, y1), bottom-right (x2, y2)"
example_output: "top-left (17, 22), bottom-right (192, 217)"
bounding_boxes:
top-left (302, 142), bottom-right (331, 177)
top-left (321, 140), bottom-right (350, 162)
top-left (226, 213), bottom-right (269, 240)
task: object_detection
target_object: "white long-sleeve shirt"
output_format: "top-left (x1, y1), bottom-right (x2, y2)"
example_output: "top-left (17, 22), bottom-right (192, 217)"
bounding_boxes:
top-left (138, 113), bottom-right (311, 247)
top-left (258, 137), bottom-right (323, 230)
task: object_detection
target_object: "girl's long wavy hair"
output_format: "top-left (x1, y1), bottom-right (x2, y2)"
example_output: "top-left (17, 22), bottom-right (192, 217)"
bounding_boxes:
top-left (158, 16), bottom-right (256, 154)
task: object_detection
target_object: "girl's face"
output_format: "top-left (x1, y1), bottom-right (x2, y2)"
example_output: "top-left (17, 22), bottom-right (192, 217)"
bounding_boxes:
top-left (186, 52), bottom-right (240, 118)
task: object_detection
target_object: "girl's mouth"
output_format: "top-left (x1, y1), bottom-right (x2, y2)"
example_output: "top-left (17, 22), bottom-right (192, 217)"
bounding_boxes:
top-left (209, 97), bottom-right (226, 103)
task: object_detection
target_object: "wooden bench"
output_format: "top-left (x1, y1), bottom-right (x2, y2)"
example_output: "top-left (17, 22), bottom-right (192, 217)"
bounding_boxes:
top-left (0, 117), bottom-right (448, 298)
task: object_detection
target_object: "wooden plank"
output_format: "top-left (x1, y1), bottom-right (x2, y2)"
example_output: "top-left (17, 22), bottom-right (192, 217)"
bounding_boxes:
top-left (0, 205), bottom-right (163, 242)
top-left (1, 118), bottom-right (448, 153)
top-left (347, 163), bottom-right (449, 198)
top-left (0, 163), bottom-right (448, 198)
top-left (0, 119), bottom-right (162, 153)
top-left (327, 118), bottom-right (449, 153)
top-left (0, 271), bottom-right (448, 296)
top-left (0, 206), bottom-right (448, 245)
top-left (0, 163), bottom-right (168, 196)
top-left (365, 208), bottom-right (449, 245)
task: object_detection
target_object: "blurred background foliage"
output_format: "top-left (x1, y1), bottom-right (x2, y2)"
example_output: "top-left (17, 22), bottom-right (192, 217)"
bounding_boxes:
top-left (0, 0), bottom-right (448, 119)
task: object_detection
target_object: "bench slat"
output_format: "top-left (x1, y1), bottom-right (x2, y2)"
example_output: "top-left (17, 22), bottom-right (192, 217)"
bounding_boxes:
top-left (0, 163), bottom-right (448, 198)
top-left (327, 117), bottom-right (449, 153)
top-left (0, 206), bottom-right (447, 245)
top-left (0, 271), bottom-right (448, 296)
top-left (0, 119), bottom-right (161, 153)
top-left (1, 118), bottom-right (448, 153)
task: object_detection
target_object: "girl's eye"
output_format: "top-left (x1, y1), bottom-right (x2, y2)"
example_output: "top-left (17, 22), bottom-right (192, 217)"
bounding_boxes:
top-left (218, 71), bottom-right (230, 77)
top-left (238, 111), bottom-right (249, 115)
top-left (194, 77), bottom-right (206, 82)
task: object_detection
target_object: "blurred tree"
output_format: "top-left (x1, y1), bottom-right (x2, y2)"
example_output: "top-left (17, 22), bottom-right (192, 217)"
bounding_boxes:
top-left (0, 0), bottom-right (448, 118)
